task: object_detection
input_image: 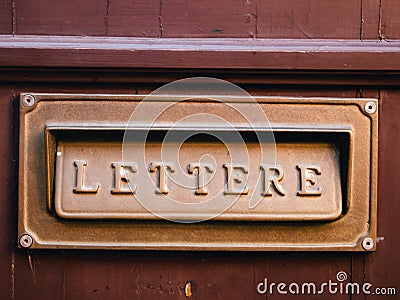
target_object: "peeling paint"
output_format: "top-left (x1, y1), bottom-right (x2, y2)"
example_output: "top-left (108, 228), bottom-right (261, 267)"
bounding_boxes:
top-left (159, 0), bottom-right (164, 37)
top-left (185, 282), bottom-right (192, 297)
top-left (11, 252), bottom-right (15, 300)
top-left (27, 252), bottom-right (36, 284)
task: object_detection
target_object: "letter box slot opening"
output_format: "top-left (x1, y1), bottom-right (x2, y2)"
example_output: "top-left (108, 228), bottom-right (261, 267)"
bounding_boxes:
top-left (46, 127), bottom-right (350, 222)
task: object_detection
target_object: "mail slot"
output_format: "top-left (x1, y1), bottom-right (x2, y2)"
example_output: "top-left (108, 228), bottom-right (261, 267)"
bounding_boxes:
top-left (19, 93), bottom-right (377, 251)
top-left (48, 128), bottom-right (345, 221)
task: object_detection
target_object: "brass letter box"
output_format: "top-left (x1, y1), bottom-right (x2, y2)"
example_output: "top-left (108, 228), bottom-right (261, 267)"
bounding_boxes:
top-left (18, 93), bottom-right (378, 251)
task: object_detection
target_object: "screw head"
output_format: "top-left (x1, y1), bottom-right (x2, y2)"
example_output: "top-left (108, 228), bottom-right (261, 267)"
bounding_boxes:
top-left (362, 237), bottom-right (374, 250)
top-left (22, 94), bottom-right (35, 107)
top-left (19, 234), bottom-right (33, 248)
top-left (364, 102), bottom-right (377, 114)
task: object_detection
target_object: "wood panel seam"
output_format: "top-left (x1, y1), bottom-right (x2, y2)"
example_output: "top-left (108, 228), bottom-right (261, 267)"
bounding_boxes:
top-left (10, 84), bottom-right (16, 300)
top-left (378, 0), bottom-right (383, 40)
top-left (159, 0), bottom-right (164, 38)
top-left (360, 0), bottom-right (364, 40)
top-left (11, 0), bottom-right (16, 35)
top-left (105, 0), bottom-right (110, 36)
top-left (255, 0), bottom-right (259, 37)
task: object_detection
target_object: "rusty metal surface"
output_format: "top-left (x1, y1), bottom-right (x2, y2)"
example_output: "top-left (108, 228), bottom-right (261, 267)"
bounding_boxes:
top-left (18, 93), bottom-right (378, 251)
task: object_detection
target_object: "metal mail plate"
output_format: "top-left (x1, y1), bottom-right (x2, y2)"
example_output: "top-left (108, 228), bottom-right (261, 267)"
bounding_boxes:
top-left (18, 93), bottom-right (377, 251)
top-left (52, 129), bottom-right (342, 221)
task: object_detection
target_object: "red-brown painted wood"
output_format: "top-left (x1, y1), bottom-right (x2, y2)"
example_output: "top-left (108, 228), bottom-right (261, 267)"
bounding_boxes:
top-left (60, 252), bottom-right (259, 299)
top-left (13, 252), bottom-right (65, 299)
top-left (107, 0), bottom-right (160, 37)
top-left (4, 83), bottom-right (378, 300)
top-left (161, 0), bottom-right (256, 38)
top-left (361, 0), bottom-right (380, 39)
top-left (0, 0), bottom-right (400, 299)
top-left (0, 85), bottom-right (13, 300)
top-left (15, 0), bottom-right (107, 35)
top-left (257, 0), bottom-right (361, 39)
top-left (0, 0), bottom-right (12, 34)
top-left (255, 253), bottom-right (352, 300)
top-left (381, 0), bottom-right (400, 39)
top-left (1, 37), bottom-right (400, 71)
top-left (350, 90), bottom-right (400, 300)
top-left (363, 90), bottom-right (400, 297)
top-left (0, 0), bottom-right (397, 40)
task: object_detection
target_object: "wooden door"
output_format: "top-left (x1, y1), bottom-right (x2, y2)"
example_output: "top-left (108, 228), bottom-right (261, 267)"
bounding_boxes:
top-left (0, 1), bottom-right (399, 299)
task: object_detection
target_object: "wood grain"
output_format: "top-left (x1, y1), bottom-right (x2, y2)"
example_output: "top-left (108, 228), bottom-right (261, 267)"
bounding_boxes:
top-left (1, 37), bottom-right (400, 70)
top-left (62, 251), bottom-right (258, 299)
top-left (161, 0), bottom-right (256, 38)
top-left (13, 252), bottom-right (65, 299)
top-left (0, 81), bottom-right (399, 299)
top-left (1, 0), bottom-right (400, 298)
top-left (15, 0), bottom-right (107, 35)
top-left (257, 0), bottom-right (361, 39)
top-left (362, 90), bottom-right (400, 297)
top-left (7, 0), bottom-right (400, 38)
top-left (380, 0), bottom-right (400, 39)
top-left (361, 0), bottom-right (380, 39)
top-left (255, 253), bottom-right (351, 299)
top-left (2, 84), bottom-right (363, 300)
top-left (2, 69), bottom-right (400, 87)
top-left (0, 0), bottom-right (12, 34)
top-left (0, 85), bottom-right (13, 300)
top-left (107, 0), bottom-right (160, 37)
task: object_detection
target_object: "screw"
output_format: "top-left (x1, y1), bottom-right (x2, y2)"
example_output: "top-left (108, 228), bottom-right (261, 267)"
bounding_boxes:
top-left (364, 102), bottom-right (377, 114)
top-left (19, 234), bottom-right (33, 248)
top-left (22, 94), bottom-right (35, 107)
top-left (362, 237), bottom-right (374, 250)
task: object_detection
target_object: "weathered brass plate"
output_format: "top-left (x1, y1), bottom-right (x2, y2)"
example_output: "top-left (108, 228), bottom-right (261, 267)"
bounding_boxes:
top-left (18, 94), bottom-right (378, 251)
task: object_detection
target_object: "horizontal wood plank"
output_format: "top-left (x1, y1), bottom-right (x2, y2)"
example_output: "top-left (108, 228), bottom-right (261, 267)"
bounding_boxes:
top-left (107, 0), bottom-right (160, 37)
top-left (1, 36), bottom-right (400, 70)
top-left (0, 0), bottom-right (12, 34)
top-left (15, 0), bottom-right (107, 36)
top-left (2, 68), bottom-right (400, 86)
top-left (162, 0), bottom-right (256, 38)
top-left (257, 0), bottom-right (361, 39)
